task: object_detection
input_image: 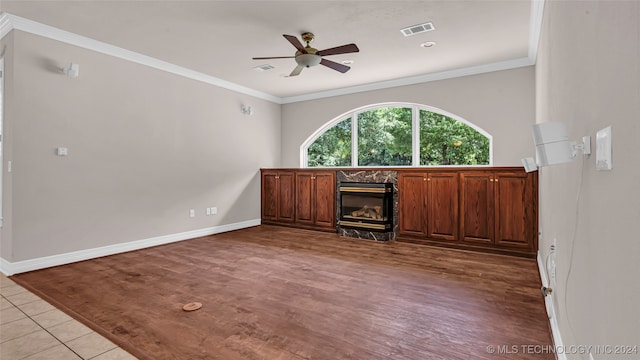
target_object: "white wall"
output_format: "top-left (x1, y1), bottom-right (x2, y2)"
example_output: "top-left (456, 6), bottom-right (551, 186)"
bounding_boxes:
top-left (536, 1), bottom-right (640, 359)
top-left (281, 66), bottom-right (535, 167)
top-left (1, 30), bottom-right (281, 264)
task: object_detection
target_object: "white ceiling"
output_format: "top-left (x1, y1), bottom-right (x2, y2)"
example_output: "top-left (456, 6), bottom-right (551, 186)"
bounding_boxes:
top-left (1, 1), bottom-right (538, 101)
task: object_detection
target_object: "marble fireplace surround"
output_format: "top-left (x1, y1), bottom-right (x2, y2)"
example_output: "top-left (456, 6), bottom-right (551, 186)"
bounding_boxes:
top-left (336, 170), bottom-right (399, 241)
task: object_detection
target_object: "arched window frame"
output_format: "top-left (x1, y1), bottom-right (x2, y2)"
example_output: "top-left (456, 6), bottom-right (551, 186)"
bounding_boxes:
top-left (301, 102), bottom-right (493, 168)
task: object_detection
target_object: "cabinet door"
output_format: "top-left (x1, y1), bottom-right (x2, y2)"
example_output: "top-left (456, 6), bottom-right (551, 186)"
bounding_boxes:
top-left (494, 172), bottom-right (534, 249)
top-left (278, 172), bottom-right (296, 223)
top-left (426, 172), bottom-right (459, 241)
top-left (262, 172), bottom-right (279, 222)
top-left (295, 172), bottom-right (314, 225)
top-left (460, 172), bottom-right (494, 244)
top-left (398, 173), bottom-right (427, 236)
top-left (313, 172), bottom-right (336, 228)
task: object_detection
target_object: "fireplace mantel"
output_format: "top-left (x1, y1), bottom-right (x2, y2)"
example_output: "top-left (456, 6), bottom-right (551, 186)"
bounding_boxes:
top-left (336, 171), bottom-right (398, 241)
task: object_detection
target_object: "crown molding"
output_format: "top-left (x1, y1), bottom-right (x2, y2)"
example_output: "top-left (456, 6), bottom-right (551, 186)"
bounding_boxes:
top-left (0, 12), bottom-right (282, 103)
top-left (282, 0), bottom-right (544, 104)
top-left (1, 2), bottom-right (545, 105)
top-left (280, 57), bottom-right (535, 104)
top-left (0, 12), bottom-right (13, 39)
top-left (528, 0), bottom-right (546, 62)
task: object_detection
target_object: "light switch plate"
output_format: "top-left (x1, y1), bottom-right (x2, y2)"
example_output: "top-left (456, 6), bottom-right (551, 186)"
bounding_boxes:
top-left (56, 147), bottom-right (68, 156)
top-left (596, 126), bottom-right (612, 171)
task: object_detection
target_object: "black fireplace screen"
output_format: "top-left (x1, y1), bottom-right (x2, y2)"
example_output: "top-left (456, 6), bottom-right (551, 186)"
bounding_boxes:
top-left (339, 182), bottom-right (394, 231)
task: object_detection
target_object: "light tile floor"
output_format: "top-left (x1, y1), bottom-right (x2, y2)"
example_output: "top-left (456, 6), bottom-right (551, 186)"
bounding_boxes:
top-left (1, 273), bottom-right (138, 360)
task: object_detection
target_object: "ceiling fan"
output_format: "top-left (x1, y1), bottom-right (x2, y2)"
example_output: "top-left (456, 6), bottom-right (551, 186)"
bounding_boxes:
top-left (253, 32), bottom-right (359, 77)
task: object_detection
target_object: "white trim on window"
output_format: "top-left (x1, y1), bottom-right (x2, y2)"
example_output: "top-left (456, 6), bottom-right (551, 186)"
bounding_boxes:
top-left (411, 105), bottom-right (420, 167)
top-left (300, 102), bottom-right (493, 168)
top-left (351, 113), bottom-right (358, 167)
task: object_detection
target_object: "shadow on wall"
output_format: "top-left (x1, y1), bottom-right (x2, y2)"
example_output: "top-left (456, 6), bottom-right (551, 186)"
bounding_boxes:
top-left (36, 56), bottom-right (65, 75)
top-left (218, 170), bottom-right (261, 224)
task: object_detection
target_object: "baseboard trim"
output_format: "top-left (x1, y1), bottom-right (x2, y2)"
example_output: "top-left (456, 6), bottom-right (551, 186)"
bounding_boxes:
top-left (0, 219), bottom-right (261, 276)
top-left (537, 251), bottom-right (566, 360)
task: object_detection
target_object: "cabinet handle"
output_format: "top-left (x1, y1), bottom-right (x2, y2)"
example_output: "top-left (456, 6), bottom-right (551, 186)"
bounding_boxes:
top-left (490, 178), bottom-right (494, 182)
top-left (276, 176), bottom-right (279, 179)
top-left (423, 178), bottom-right (427, 181)
top-left (495, 179), bottom-right (499, 182)
top-left (427, 178), bottom-right (431, 181)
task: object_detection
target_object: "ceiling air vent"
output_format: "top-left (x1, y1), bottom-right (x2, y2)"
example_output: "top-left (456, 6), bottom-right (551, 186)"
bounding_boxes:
top-left (400, 22), bottom-right (435, 37)
top-left (254, 64), bottom-right (275, 71)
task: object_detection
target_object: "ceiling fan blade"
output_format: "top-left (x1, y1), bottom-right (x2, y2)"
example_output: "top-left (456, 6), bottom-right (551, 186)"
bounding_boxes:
top-left (289, 65), bottom-right (304, 77)
top-left (283, 34), bottom-right (308, 54)
top-left (317, 43), bottom-right (359, 56)
top-left (252, 56), bottom-right (295, 60)
top-left (320, 58), bottom-right (350, 73)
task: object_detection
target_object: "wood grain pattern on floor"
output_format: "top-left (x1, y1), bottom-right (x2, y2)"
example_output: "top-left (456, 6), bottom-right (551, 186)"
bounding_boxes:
top-left (12, 225), bottom-right (554, 360)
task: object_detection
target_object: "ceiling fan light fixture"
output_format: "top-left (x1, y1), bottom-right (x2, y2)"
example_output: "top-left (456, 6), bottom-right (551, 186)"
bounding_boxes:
top-left (295, 53), bottom-right (322, 68)
top-left (253, 33), bottom-right (358, 76)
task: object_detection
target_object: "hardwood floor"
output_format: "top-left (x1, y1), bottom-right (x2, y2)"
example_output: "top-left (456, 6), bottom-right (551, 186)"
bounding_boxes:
top-left (11, 225), bottom-right (553, 360)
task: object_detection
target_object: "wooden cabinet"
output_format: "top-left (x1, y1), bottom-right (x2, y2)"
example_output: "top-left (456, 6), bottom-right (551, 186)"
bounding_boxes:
top-left (261, 169), bottom-right (335, 231)
top-left (427, 172), bottom-right (459, 241)
top-left (261, 171), bottom-right (295, 224)
top-left (459, 172), bottom-right (494, 244)
top-left (295, 171), bottom-right (336, 230)
top-left (493, 172), bottom-right (536, 249)
top-left (398, 173), bottom-right (428, 237)
top-left (460, 170), bottom-right (537, 254)
top-left (399, 168), bottom-right (537, 257)
top-left (399, 172), bottom-right (458, 241)
top-left (262, 167), bottom-right (537, 257)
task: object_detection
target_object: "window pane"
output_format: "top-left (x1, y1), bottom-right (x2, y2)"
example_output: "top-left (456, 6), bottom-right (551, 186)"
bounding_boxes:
top-left (419, 110), bottom-right (490, 165)
top-left (307, 118), bottom-right (352, 167)
top-left (357, 107), bottom-right (412, 166)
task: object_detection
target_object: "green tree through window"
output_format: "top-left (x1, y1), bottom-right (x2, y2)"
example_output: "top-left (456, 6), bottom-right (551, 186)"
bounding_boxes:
top-left (358, 107), bottom-right (412, 166)
top-left (419, 110), bottom-right (489, 165)
top-left (307, 118), bottom-right (351, 167)
top-left (306, 105), bottom-right (490, 167)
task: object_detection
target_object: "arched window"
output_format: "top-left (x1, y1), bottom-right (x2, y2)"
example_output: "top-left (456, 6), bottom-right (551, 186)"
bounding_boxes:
top-left (302, 103), bottom-right (491, 167)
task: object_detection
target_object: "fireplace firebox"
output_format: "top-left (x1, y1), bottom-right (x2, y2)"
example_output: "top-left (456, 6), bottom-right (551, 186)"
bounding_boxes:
top-left (339, 182), bottom-right (394, 231)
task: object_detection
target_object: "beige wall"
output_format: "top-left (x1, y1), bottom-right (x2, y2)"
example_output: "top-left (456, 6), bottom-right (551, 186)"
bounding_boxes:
top-left (536, 1), bottom-right (639, 358)
top-left (1, 30), bottom-right (281, 262)
top-left (281, 66), bottom-right (535, 167)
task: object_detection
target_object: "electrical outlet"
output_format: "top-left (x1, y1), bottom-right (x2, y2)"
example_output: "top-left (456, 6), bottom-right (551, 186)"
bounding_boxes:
top-left (211, 207), bottom-right (217, 215)
top-left (206, 207), bottom-right (211, 216)
top-left (189, 209), bottom-right (195, 218)
top-left (550, 238), bottom-right (557, 285)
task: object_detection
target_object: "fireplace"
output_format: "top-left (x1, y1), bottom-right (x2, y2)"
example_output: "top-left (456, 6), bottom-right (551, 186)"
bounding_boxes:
top-left (339, 182), bottom-right (394, 231)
